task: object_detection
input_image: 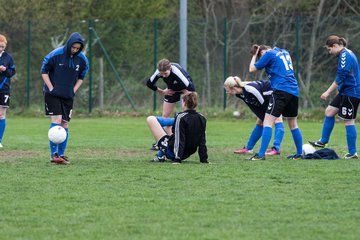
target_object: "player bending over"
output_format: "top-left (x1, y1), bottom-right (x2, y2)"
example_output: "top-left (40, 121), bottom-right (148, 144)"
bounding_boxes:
top-left (224, 76), bottom-right (284, 156)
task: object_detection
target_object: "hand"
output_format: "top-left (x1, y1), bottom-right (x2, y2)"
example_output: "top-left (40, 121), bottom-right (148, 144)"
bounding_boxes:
top-left (163, 88), bottom-right (175, 96)
top-left (250, 44), bottom-right (260, 56)
top-left (181, 89), bottom-right (190, 95)
top-left (0, 65), bottom-right (6, 72)
top-left (320, 92), bottom-right (329, 100)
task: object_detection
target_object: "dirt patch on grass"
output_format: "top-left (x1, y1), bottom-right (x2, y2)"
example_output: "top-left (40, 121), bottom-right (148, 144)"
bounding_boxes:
top-left (0, 150), bottom-right (39, 162)
top-left (80, 149), bottom-right (149, 158)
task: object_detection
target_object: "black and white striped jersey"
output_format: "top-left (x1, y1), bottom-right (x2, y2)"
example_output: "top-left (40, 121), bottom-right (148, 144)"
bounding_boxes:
top-left (168, 109), bottom-right (208, 163)
top-left (146, 63), bottom-right (195, 92)
top-left (236, 80), bottom-right (273, 107)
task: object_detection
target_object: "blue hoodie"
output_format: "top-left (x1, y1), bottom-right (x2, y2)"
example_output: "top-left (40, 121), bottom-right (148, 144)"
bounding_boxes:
top-left (41, 32), bottom-right (89, 99)
top-left (0, 51), bottom-right (16, 94)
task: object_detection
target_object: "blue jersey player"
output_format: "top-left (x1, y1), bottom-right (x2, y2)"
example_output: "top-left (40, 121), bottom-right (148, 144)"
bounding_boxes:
top-left (0, 34), bottom-right (15, 148)
top-left (248, 44), bottom-right (303, 160)
top-left (309, 36), bottom-right (360, 159)
top-left (224, 76), bottom-right (284, 156)
top-left (41, 32), bottom-right (89, 164)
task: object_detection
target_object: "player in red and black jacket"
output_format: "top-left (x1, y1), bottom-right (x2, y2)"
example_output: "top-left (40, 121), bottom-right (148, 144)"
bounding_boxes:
top-left (0, 34), bottom-right (16, 148)
top-left (146, 92), bottom-right (208, 164)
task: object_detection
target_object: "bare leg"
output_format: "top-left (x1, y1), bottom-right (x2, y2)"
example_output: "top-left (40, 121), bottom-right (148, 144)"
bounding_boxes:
top-left (162, 101), bottom-right (175, 134)
top-left (147, 116), bottom-right (167, 142)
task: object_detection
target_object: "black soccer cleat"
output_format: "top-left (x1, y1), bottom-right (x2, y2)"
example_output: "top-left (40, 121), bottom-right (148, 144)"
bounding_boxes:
top-left (247, 153), bottom-right (265, 161)
top-left (151, 155), bottom-right (166, 162)
top-left (344, 153), bottom-right (358, 159)
top-left (308, 140), bottom-right (327, 148)
top-left (150, 143), bottom-right (159, 151)
top-left (287, 154), bottom-right (303, 160)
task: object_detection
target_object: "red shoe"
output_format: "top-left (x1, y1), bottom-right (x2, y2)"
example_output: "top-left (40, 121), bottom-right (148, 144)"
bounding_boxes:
top-left (265, 147), bottom-right (280, 155)
top-left (234, 147), bottom-right (253, 154)
top-left (51, 153), bottom-right (69, 165)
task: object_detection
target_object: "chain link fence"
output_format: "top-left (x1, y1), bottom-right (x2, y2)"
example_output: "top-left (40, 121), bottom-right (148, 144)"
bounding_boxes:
top-left (3, 16), bottom-right (360, 113)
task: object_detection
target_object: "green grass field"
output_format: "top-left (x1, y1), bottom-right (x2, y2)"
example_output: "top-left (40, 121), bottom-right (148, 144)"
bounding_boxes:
top-left (1, 116), bottom-right (360, 240)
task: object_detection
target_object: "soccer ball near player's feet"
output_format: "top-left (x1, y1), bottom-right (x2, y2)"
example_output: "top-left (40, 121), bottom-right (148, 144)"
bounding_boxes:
top-left (48, 126), bottom-right (67, 144)
top-left (302, 143), bottom-right (316, 155)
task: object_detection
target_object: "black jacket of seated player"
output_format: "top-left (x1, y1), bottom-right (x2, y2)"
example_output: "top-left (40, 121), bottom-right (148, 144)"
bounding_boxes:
top-left (168, 109), bottom-right (208, 163)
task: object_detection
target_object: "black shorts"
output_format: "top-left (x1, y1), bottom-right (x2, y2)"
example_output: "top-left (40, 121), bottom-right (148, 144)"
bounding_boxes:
top-left (266, 90), bottom-right (298, 118)
top-left (248, 103), bottom-right (267, 121)
top-left (44, 92), bottom-right (73, 122)
top-left (0, 93), bottom-right (10, 108)
top-left (330, 94), bottom-right (360, 120)
top-left (157, 135), bottom-right (175, 160)
top-left (164, 92), bottom-right (181, 103)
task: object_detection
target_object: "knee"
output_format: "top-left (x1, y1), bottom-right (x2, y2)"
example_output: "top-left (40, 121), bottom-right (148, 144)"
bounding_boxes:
top-left (146, 116), bottom-right (157, 125)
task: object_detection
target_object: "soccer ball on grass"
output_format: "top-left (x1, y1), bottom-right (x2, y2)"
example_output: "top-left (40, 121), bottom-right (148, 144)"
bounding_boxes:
top-left (233, 111), bottom-right (241, 118)
top-left (48, 126), bottom-right (67, 144)
top-left (302, 143), bottom-right (316, 155)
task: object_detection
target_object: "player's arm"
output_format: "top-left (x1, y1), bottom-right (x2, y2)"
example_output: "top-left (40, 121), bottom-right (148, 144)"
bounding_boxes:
top-left (41, 73), bottom-right (54, 91)
top-left (173, 118), bottom-right (186, 162)
top-left (146, 70), bottom-right (160, 91)
top-left (41, 53), bottom-right (55, 91)
top-left (3, 57), bottom-right (15, 77)
top-left (198, 119), bottom-right (208, 163)
top-left (74, 79), bottom-right (83, 93)
top-left (320, 81), bottom-right (338, 100)
top-left (249, 46), bottom-right (260, 72)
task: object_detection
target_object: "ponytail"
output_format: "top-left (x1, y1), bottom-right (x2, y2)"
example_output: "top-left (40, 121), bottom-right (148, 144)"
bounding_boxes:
top-left (182, 92), bottom-right (198, 110)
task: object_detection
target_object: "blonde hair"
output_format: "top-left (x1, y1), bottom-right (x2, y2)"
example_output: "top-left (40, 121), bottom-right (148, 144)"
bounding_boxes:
top-left (0, 34), bottom-right (8, 44)
top-left (224, 76), bottom-right (247, 88)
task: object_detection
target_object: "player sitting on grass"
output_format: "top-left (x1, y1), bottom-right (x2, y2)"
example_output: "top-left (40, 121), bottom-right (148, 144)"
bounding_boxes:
top-left (146, 92), bottom-right (208, 164)
top-left (224, 76), bottom-right (284, 156)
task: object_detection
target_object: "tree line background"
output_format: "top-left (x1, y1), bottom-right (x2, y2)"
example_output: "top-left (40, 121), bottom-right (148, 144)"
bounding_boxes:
top-left (1, 0), bottom-right (360, 114)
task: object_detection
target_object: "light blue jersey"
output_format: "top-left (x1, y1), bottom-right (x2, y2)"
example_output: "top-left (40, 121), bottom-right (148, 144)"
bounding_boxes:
top-left (335, 48), bottom-right (360, 98)
top-left (254, 47), bottom-right (299, 97)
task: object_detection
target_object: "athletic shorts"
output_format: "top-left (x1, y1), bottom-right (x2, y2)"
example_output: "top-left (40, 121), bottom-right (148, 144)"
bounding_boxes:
top-left (164, 92), bottom-right (181, 103)
top-left (330, 94), bottom-right (360, 120)
top-left (247, 103), bottom-right (267, 121)
top-left (157, 135), bottom-right (175, 160)
top-left (266, 90), bottom-right (299, 118)
top-left (0, 93), bottom-right (10, 108)
top-left (44, 92), bottom-right (73, 122)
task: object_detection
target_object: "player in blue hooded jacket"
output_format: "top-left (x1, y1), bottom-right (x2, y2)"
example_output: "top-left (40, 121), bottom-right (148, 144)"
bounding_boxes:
top-left (309, 35), bottom-right (360, 159)
top-left (41, 32), bottom-right (89, 164)
top-left (0, 34), bottom-right (15, 148)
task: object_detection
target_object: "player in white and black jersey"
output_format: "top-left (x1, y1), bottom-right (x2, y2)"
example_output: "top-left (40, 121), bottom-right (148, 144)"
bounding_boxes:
top-left (146, 58), bottom-right (195, 150)
top-left (224, 76), bottom-right (284, 156)
top-left (146, 92), bottom-right (208, 164)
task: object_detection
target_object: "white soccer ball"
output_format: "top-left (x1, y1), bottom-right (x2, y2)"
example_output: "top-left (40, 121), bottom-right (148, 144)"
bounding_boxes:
top-left (48, 126), bottom-right (67, 144)
top-left (302, 143), bottom-right (316, 155)
top-left (233, 111), bottom-right (241, 118)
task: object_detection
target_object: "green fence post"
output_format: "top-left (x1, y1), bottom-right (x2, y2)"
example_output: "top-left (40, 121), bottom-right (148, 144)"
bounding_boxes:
top-left (90, 27), bottom-right (137, 110)
top-left (223, 17), bottom-right (228, 110)
top-left (295, 16), bottom-right (300, 79)
top-left (88, 20), bottom-right (93, 113)
top-left (26, 20), bottom-right (31, 108)
top-left (153, 19), bottom-right (158, 112)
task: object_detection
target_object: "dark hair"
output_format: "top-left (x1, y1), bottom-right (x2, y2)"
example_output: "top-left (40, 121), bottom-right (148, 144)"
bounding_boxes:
top-left (157, 59), bottom-right (171, 71)
top-left (182, 92), bottom-right (198, 110)
top-left (250, 44), bottom-right (271, 58)
top-left (325, 35), bottom-right (347, 47)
